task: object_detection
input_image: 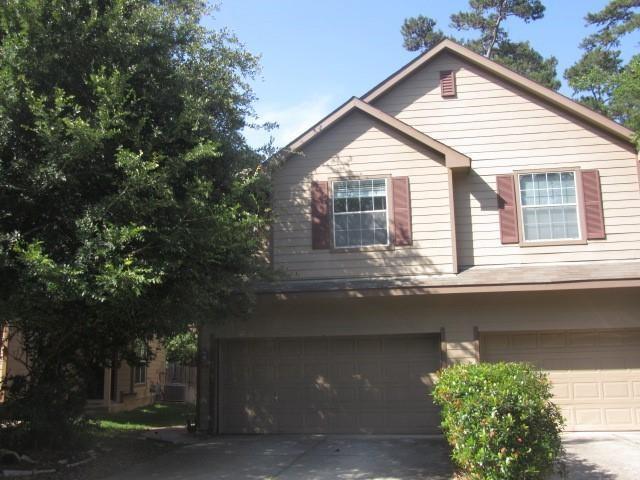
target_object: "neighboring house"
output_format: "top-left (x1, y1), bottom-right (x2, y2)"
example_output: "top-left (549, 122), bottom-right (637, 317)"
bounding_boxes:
top-left (0, 325), bottom-right (167, 412)
top-left (197, 39), bottom-right (640, 434)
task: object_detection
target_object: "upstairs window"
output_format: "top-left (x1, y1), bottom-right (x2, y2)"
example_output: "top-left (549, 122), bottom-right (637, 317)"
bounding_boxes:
top-left (332, 179), bottom-right (388, 248)
top-left (518, 171), bottom-right (580, 242)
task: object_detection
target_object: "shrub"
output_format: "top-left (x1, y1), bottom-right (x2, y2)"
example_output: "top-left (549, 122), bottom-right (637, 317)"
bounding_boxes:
top-left (432, 362), bottom-right (564, 480)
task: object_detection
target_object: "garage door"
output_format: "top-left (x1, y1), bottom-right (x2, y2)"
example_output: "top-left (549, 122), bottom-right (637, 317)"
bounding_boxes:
top-left (481, 330), bottom-right (640, 431)
top-left (219, 334), bottom-right (441, 434)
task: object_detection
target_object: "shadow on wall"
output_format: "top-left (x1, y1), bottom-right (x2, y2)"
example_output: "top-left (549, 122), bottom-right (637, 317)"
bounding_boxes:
top-left (454, 169), bottom-right (498, 269)
top-left (271, 110), bottom-right (447, 280)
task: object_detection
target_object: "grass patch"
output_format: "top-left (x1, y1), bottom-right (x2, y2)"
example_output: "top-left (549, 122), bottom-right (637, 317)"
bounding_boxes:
top-left (89, 402), bottom-right (195, 432)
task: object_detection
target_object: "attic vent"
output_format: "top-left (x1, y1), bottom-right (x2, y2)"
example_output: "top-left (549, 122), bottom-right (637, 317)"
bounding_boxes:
top-left (440, 70), bottom-right (456, 98)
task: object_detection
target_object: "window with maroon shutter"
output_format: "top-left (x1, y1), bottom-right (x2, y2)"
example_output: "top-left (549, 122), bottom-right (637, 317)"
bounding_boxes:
top-left (310, 181), bottom-right (330, 249)
top-left (440, 70), bottom-right (456, 98)
top-left (392, 177), bottom-right (412, 246)
top-left (496, 174), bottom-right (519, 244)
top-left (581, 169), bottom-right (606, 240)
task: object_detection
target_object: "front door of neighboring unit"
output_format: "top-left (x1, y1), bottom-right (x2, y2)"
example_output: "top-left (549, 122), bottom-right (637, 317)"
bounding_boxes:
top-left (481, 330), bottom-right (640, 431)
top-left (86, 365), bottom-right (105, 400)
top-left (217, 334), bottom-right (442, 434)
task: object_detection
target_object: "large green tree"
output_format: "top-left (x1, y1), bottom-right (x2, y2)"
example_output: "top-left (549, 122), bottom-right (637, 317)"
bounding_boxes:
top-left (565, 0), bottom-right (639, 143)
top-left (0, 0), bottom-right (269, 443)
top-left (401, 0), bottom-right (561, 90)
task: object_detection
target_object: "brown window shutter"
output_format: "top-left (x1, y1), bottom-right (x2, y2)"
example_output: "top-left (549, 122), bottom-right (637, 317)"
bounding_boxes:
top-left (310, 181), bottom-right (330, 249)
top-left (440, 70), bottom-right (456, 98)
top-left (392, 177), bottom-right (412, 246)
top-left (581, 169), bottom-right (606, 240)
top-left (496, 174), bottom-right (519, 244)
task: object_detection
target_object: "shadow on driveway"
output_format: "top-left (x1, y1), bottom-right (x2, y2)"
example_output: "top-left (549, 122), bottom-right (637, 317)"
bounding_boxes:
top-left (105, 435), bottom-right (454, 480)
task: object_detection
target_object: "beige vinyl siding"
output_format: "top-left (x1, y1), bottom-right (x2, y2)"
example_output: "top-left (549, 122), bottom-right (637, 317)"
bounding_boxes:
top-left (373, 52), bottom-right (640, 268)
top-left (272, 110), bottom-right (454, 279)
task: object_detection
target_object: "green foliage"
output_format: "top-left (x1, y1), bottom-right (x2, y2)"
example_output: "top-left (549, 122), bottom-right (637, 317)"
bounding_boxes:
top-left (612, 55), bottom-right (640, 147)
top-left (582, 0), bottom-right (640, 49)
top-left (164, 331), bottom-right (198, 365)
top-left (0, 0), bottom-right (270, 444)
top-left (400, 0), bottom-right (560, 90)
top-left (565, 1), bottom-right (639, 141)
top-left (450, 0), bottom-right (545, 57)
top-left (401, 15), bottom-right (446, 52)
top-left (433, 362), bottom-right (564, 480)
top-left (565, 48), bottom-right (623, 115)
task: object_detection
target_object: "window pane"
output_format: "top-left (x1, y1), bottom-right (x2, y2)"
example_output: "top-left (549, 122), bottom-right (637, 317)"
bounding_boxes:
top-left (361, 213), bottom-right (374, 229)
top-left (562, 206), bottom-right (579, 238)
top-left (361, 197), bottom-right (373, 211)
top-left (373, 212), bottom-right (386, 229)
top-left (346, 181), bottom-right (360, 198)
top-left (361, 229), bottom-right (374, 246)
top-left (563, 187), bottom-right (576, 204)
top-left (523, 208), bottom-right (538, 241)
top-left (374, 196), bottom-right (386, 210)
top-left (374, 229), bottom-right (388, 244)
top-left (347, 197), bottom-right (360, 212)
top-left (520, 174), bottom-right (534, 206)
top-left (334, 198), bottom-right (346, 213)
top-left (335, 230), bottom-right (348, 247)
top-left (537, 208), bottom-right (552, 239)
top-left (334, 215), bottom-right (347, 230)
top-left (547, 172), bottom-right (561, 189)
top-left (360, 180), bottom-right (374, 197)
top-left (372, 179), bottom-right (386, 196)
top-left (347, 230), bottom-right (361, 246)
top-left (561, 171), bottom-right (575, 186)
top-left (334, 182), bottom-right (347, 198)
top-left (347, 213), bottom-right (361, 230)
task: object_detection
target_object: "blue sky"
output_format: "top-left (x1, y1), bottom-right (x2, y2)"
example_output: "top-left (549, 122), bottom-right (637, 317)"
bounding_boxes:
top-left (207, 1), bottom-right (639, 148)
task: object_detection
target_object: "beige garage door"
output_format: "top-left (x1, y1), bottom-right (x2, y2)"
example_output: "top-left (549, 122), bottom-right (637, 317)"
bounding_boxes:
top-left (219, 334), bottom-right (441, 434)
top-left (481, 330), bottom-right (640, 431)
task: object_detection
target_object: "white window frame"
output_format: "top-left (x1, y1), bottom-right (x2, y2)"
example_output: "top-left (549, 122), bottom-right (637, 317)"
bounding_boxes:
top-left (331, 178), bottom-right (390, 249)
top-left (516, 169), bottom-right (585, 245)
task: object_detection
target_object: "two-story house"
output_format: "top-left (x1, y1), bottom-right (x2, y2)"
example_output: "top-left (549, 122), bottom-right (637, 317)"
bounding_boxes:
top-left (197, 40), bottom-right (640, 434)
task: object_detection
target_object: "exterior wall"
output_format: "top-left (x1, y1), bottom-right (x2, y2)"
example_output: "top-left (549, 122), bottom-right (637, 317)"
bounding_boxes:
top-left (272, 110), bottom-right (454, 280)
top-left (109, 340), bottom-right (166, 412)
top-left (0, 328), bottom-right (28, 402)
top-left (372, 52), bottom-right (640, 268)
top-left (0, 330), bottom-right (166, 412)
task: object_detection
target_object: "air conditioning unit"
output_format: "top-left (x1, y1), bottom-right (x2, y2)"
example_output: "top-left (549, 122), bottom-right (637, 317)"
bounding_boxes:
top-left (164, 383), bottom-right (186, 402)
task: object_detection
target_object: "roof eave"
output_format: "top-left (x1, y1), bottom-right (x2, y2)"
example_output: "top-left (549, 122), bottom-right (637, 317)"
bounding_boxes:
top-left (278, 97), bottom-right (470, 170)
top-left (363, 39), bottom-right (635, 146)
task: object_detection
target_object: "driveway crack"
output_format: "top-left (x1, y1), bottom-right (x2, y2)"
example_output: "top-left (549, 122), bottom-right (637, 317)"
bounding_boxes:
top-left (269, 436), bottom-right (328, 479)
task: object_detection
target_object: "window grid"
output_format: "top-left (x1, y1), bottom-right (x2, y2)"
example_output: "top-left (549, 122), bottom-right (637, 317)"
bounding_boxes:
top-left (519, 171), bottom-right (581, 242)
top-left (332, 179), bottom-right (389, 248)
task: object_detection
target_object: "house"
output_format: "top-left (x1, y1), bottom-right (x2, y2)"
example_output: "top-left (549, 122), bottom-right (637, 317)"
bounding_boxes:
top-left (0, 325), bottom-right (167, 412)
top-left (196, 39), bottom-right (640, 434)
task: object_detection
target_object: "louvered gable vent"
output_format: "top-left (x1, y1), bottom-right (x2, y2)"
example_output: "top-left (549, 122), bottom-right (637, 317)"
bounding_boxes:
top-left (440, 70), bottom-right (456, 98)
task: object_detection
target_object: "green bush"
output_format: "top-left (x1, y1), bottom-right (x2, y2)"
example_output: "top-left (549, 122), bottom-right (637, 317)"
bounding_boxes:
top-left (432, 362), bottom-right (564, 480)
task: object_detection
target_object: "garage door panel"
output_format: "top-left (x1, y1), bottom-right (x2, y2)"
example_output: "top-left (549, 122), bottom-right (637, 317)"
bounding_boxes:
top-left (219, 334), bottom-right (440, 434)
top-left (482, 330), bottom-right (640, 431)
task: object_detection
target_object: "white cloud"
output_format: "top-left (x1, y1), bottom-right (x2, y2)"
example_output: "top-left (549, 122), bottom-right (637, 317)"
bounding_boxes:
top-left (244, 94), bottom-right (336, 149)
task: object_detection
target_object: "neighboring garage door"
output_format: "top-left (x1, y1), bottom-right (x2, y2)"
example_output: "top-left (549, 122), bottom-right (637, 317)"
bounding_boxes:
top-left (481, 330), bottom-right (640, 431)
top-left (219, 334), bottom-right (441, 434)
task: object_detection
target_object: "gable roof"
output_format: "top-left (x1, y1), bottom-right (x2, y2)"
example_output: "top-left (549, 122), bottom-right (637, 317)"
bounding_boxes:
top-left (282, 97), bottom-right (471, 169)
top-left (362, 39), bottom-right (634, 145)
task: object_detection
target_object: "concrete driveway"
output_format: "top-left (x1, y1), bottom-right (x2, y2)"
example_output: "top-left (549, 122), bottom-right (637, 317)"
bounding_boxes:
top-left (108, 435), bottom-right (453, 480)
top-left (106, 432), bottom-right (640, 480)
top-left (553, 432), bottom-right (640, 480)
